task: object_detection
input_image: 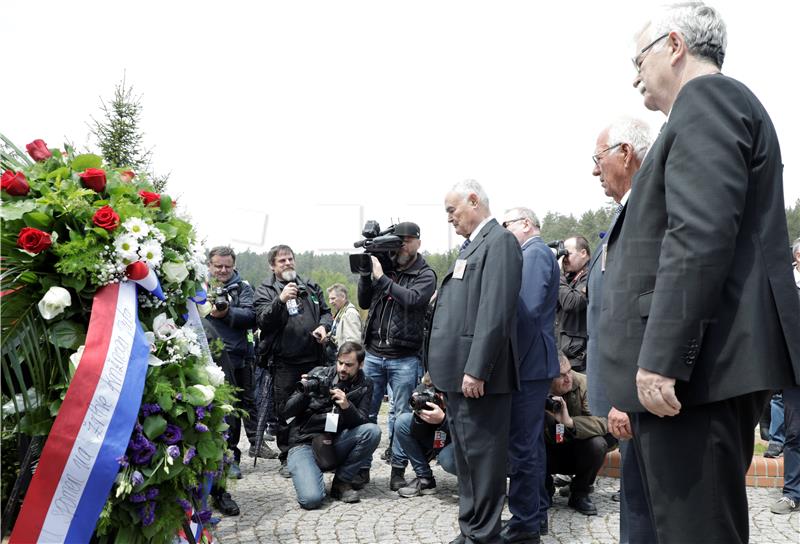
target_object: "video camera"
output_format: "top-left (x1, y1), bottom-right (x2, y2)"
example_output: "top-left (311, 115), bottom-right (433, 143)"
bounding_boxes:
top-left (296, 366), bottom-right (339, 398)
top-left (547, 240), bottom-right (569, 259)
top-left (349, 220), bottom-right (404, 275)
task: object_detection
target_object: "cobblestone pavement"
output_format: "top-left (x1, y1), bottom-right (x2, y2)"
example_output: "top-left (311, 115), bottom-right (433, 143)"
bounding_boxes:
top-left (216, 422), bottom-right (799, 543)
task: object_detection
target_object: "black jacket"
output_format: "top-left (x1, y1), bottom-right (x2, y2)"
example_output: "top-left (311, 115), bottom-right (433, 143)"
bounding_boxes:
top-left (358, 255), bottom-right (436, 356)
top-left (556, 266), bottom-right (589, 369)
top-left (254, 274), bottom-right (333, 365)
top-left (204, 271), bottom-right (256, 368)
top-left (282, 365), bottom-right (373, 448)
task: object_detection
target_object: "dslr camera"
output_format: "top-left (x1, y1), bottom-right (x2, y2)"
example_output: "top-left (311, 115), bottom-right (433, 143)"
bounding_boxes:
top-left (349, 220), bottom-right (404, 276)
top-left (547, 240), bottom-right (569, 259)
top-left (211, 285), bottom-right (234, 312)
top-left (545, 395), bottom-right (563, 413)
top-left (296, 367), bottom-right (338, 398)
top-left (408, 386), bottom-right (443, 412)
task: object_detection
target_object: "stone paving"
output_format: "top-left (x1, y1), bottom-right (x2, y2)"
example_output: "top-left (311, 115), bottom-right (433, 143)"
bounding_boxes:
top-left (216, 419), bottom-right (799, 544)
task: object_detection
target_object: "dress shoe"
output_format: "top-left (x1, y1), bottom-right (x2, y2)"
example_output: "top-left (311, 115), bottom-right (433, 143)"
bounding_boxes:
top-left (351, 468), bottom-right (370, 490)
top-left (212, 491), bottom-right (240, 516)
top-left (568, 494), bottom-right (598, 516)
top-left (764, 442), bottom-right (783, 458)
top-left (500, 524), bottom-right (541, 544)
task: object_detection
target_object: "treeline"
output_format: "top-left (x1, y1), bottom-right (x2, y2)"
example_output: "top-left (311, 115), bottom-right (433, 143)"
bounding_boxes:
top-left (234, 200), bottom-right (800, 310)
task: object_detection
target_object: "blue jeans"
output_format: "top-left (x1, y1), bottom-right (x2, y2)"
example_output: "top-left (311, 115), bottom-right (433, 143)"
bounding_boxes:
top-left (783, 386), bottom-right (800, 501)
top-left (363, 352), bottom-right (420, 466)
top-left (392, 411), bottom-right (457, 478)
top-left (769, 392), bottom-right (785, 447)
top-left (286, 423), bottom-right (381, 509)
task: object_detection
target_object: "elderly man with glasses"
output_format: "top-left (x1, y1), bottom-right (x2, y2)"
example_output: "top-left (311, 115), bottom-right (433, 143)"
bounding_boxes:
top-left (598, 3), bottom-right (800, 542)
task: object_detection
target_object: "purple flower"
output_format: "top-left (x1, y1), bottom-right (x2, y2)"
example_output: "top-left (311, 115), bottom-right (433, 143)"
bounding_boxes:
top-left (222, 431), bottom-right (230, 441)
top-left (176, 498), bottom-right (192, 511)
top-left (195, 406), bottom-right (206, 420)
top-left (138, 501), bottom-right (156, 526)
top-left (176, 393), bottom-right (182, 400)
top-left (130, 492), bottom-right (147, 503)
top-left (129, 435), bottom-right (157, 465)
top-left (167, 445), bottom-right (180, 458)
top-left (195, 423), bottom-right (209, 433)
top-left (183, 446), bottom-right (196, 465)
top-left (145, 487), bottom-right (159, 500)
top-left (160, 424), bottom-right (182, 445)
top-left (116, 455), bottom-right (129, 467)
top-left (141, 403), bottom-right (161, 417)
top-left (192, 508), bottom-right (212, 524)
top-left (131, 470), bottom-right (144, 487)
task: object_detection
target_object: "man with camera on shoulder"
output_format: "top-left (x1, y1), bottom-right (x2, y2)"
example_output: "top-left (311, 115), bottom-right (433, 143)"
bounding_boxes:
top-left (281, 341), bottom-right (380, 509)
top-left (545, 352), bottom-right (616, 517)
top-left (391, 375), bottom-right (456, 498)
top-left (357, 221), bottom-right (436, 486)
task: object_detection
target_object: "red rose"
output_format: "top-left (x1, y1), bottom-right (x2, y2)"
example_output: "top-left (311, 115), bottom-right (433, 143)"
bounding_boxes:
top-left (1, 170), bottom-right (30, 196)
top-left (120, 170), bottom-right (135, 183)
top-left (17, 227), bottom-right (52, 254)
top-left (25, 139), bottom-right (52, 162)
top-left (139, 191), bottom-right (161, 206)
top-left (80, 168), bottom-right (107, 192)
top-left (92, 205), bottom-right (120, 231)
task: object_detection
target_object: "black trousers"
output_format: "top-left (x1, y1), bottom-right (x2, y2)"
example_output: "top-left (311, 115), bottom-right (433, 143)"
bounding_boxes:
top-left (273, 361), bottom-right (320, 461)
top-left (630, 391), bottom-right (768, 544)
top-left (545, 434), bottom-right (609, 495)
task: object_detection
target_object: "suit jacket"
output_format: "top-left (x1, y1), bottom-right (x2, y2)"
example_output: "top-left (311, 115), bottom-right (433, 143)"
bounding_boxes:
top-left (427, 219), bottom-right (523, 393)
top-left (598, 74), bottom-right (800, 413)
top-left (586, 226), bottom-right (613, 416)
top-left (516, 236), bottom-right (560, 381)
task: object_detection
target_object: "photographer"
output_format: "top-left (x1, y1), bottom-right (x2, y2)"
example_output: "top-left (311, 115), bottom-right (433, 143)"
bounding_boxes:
top-left (390, 375), bottom-right (456, 498)
top-left (325, 283), bottom-right (362, 363)
top-left (282, 342), bottom-right (380, 509)
top-left (557, 236), bottom-right (590, 372)
top-left (254, 244), bottom-right (333, 477)
top-left (357, 222), bottom-right (436, 486)
top-left (545, 352), bottom-right (615, 516)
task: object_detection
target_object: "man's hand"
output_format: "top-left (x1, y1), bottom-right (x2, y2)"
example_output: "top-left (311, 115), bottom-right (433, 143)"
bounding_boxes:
top-left (549, 395), bottom-right (573, 428)
top-left (418, 401), bottom-right (446, 425)
top-left (608, 407), bottom-right (632, 439)
top-left (209, 306), bottom-right (229, 319)
top-left (462, 374), bottom-right (485, 398)
top-left (279, 282), bottom-right (298, 303)
top-left (636, 368), bottom-right (681, 417)
top-left (370, 256), bottom-right (384, 280)
top-left (331, 388), bottom-right (350, 410)
top-left (311, 326), bottom-right (327, 344)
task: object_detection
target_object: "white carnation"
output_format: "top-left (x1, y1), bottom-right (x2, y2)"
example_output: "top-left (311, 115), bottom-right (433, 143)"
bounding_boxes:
top-left (203, 364), bottom-right (226, 387)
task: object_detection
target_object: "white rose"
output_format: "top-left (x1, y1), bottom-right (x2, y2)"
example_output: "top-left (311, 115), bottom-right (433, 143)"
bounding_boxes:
top-left (190, 384), bottom-right (216, 405)
top-left (203, 364), bottom-right (226, 387)
top-left (69, 345), bottom-right (85, 377)
top-left (37, 286), bottom-right (72, 320)
top-left (153, 313), bottom-right (179, 340)
top-left (162, 261), bottom-right (189, 284)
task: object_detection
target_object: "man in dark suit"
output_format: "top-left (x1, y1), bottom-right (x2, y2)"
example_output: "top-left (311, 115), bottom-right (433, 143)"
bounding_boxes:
top-left (586, 118), bottom-right (655, 544)
top-left (500, 207), bottom-right (559, 544)
top-left (428, 179), bottom-right (522, 544)
top-left (599, 3), bottom-right (800, 542)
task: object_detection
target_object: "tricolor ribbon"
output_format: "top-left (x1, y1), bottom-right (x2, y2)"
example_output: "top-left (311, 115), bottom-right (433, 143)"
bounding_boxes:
top-left (126, 261), bottom-right (165, 301)
top-left (9, 282), bottom-right (150, 543)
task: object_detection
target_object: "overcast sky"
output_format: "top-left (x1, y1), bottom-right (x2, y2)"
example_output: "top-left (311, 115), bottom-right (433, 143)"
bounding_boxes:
top-left (4, 0), bottom-right (797, 254)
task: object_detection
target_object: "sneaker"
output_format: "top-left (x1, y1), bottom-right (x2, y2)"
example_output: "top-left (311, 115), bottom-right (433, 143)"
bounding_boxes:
top-left (278, 461), bottom-right (292, 478)
top-left (228, 462), bottom-right (243, 480)
top-left (389, 466), bottom-right (407, 491)
top-left (398, 476), bottom-right (437, 498)
top-left (212, 492), bottom-right (240, 516)
top-left (330, 478), bottom-right (360, 503)
top-left (351, 468), bottom-right (370, 490)
top-left (764, 442), bottom-right (783, 458)
top-left (770, 496), bottom-right (799, 515)
top-left (249, 442), bottom-right (279, 459)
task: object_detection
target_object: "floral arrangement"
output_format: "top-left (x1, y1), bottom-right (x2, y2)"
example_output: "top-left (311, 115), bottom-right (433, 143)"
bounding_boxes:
top-left (1, 135), bottom-right (235, 543)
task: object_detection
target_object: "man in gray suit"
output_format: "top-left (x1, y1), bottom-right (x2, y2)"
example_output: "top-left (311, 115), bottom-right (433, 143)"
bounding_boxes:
top-left (587, 117), bottom-right (653, 543)
top-left (428, 179), bottom-right (522, 544)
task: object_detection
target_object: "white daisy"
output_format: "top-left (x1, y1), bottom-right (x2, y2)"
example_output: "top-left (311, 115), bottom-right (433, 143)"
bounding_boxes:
top-left (138, 239), bottom-right (163, 267)
top-left (114, 234), bottom-right (139, 263)
top-left (122, 217), bottom-right (150, 239)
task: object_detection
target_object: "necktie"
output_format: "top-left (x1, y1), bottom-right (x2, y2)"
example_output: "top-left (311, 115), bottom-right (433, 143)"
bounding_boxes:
top-left (460, 238), bottom-right (471, 252)
top-left (614, 203), bottom-right (624, 218)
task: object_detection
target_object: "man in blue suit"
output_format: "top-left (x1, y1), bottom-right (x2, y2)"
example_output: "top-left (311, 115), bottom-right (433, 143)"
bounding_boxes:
top-left (500, 207), bottom-right (560, 544)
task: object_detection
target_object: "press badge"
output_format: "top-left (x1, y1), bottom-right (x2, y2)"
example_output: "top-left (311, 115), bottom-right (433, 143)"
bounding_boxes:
top-left (453, 259), bottom-right (468, 280)
top-left (325, 412), bottom-right (339, 432)
top-left (433, 430), bottom-right (447, 449)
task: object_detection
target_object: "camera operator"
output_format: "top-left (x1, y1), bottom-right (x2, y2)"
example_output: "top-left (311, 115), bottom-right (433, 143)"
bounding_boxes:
top-left (391, 374), bottom-right (456, 498)
top-left (282, 341), bottom-right (380, 509)
top-left (545, 352), bottom-right (616, 516)
top-left (357, 222), bottom-right (436, 487)
top-left (557, 236), bottom-right (590, 372)
top-left (254, 244), bottom-right (333, 478)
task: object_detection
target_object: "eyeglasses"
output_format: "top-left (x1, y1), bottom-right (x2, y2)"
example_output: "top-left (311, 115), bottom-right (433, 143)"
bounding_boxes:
top-left (592, 143), bottom-right (622, 166)
top-left (502, 218), bottom-right (525, 229)
top-left (632, 33), bottom-right (669, 73)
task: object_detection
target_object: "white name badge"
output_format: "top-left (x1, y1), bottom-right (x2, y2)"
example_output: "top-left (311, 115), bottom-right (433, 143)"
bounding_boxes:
top-left (453, 259), bottom-right (468, 280)
top-left (325, 412), bottom-right (339, 432)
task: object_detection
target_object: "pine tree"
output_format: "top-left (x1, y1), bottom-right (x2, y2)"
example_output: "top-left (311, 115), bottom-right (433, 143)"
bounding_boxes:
top-left (90, 76), bottom-right (168, 191)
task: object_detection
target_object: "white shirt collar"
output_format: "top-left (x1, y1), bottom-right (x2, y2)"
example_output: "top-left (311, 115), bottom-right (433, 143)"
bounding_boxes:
top-left (793, 265), bottom-right (800, 288)
top-left (619, 189), bottom-right (631, 207)
top-left (469, 216), bottom-right (494, 242)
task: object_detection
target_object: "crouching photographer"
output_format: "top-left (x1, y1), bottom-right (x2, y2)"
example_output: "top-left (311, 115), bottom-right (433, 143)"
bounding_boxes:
top-left (544, 353), bottom-right (616, 516)
top-left (281, 341), bottom-right (380, 509)
top-left (390, 375), bottom-right (456, 497)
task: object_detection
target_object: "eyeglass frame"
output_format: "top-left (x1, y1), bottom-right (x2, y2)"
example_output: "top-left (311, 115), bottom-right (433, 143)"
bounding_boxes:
top-left (591, 142), bottom-right (622, 166)
top-left (632, 32), bottom-right (669, 73)
top-left (502, 218), bottom-right (526, 229)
